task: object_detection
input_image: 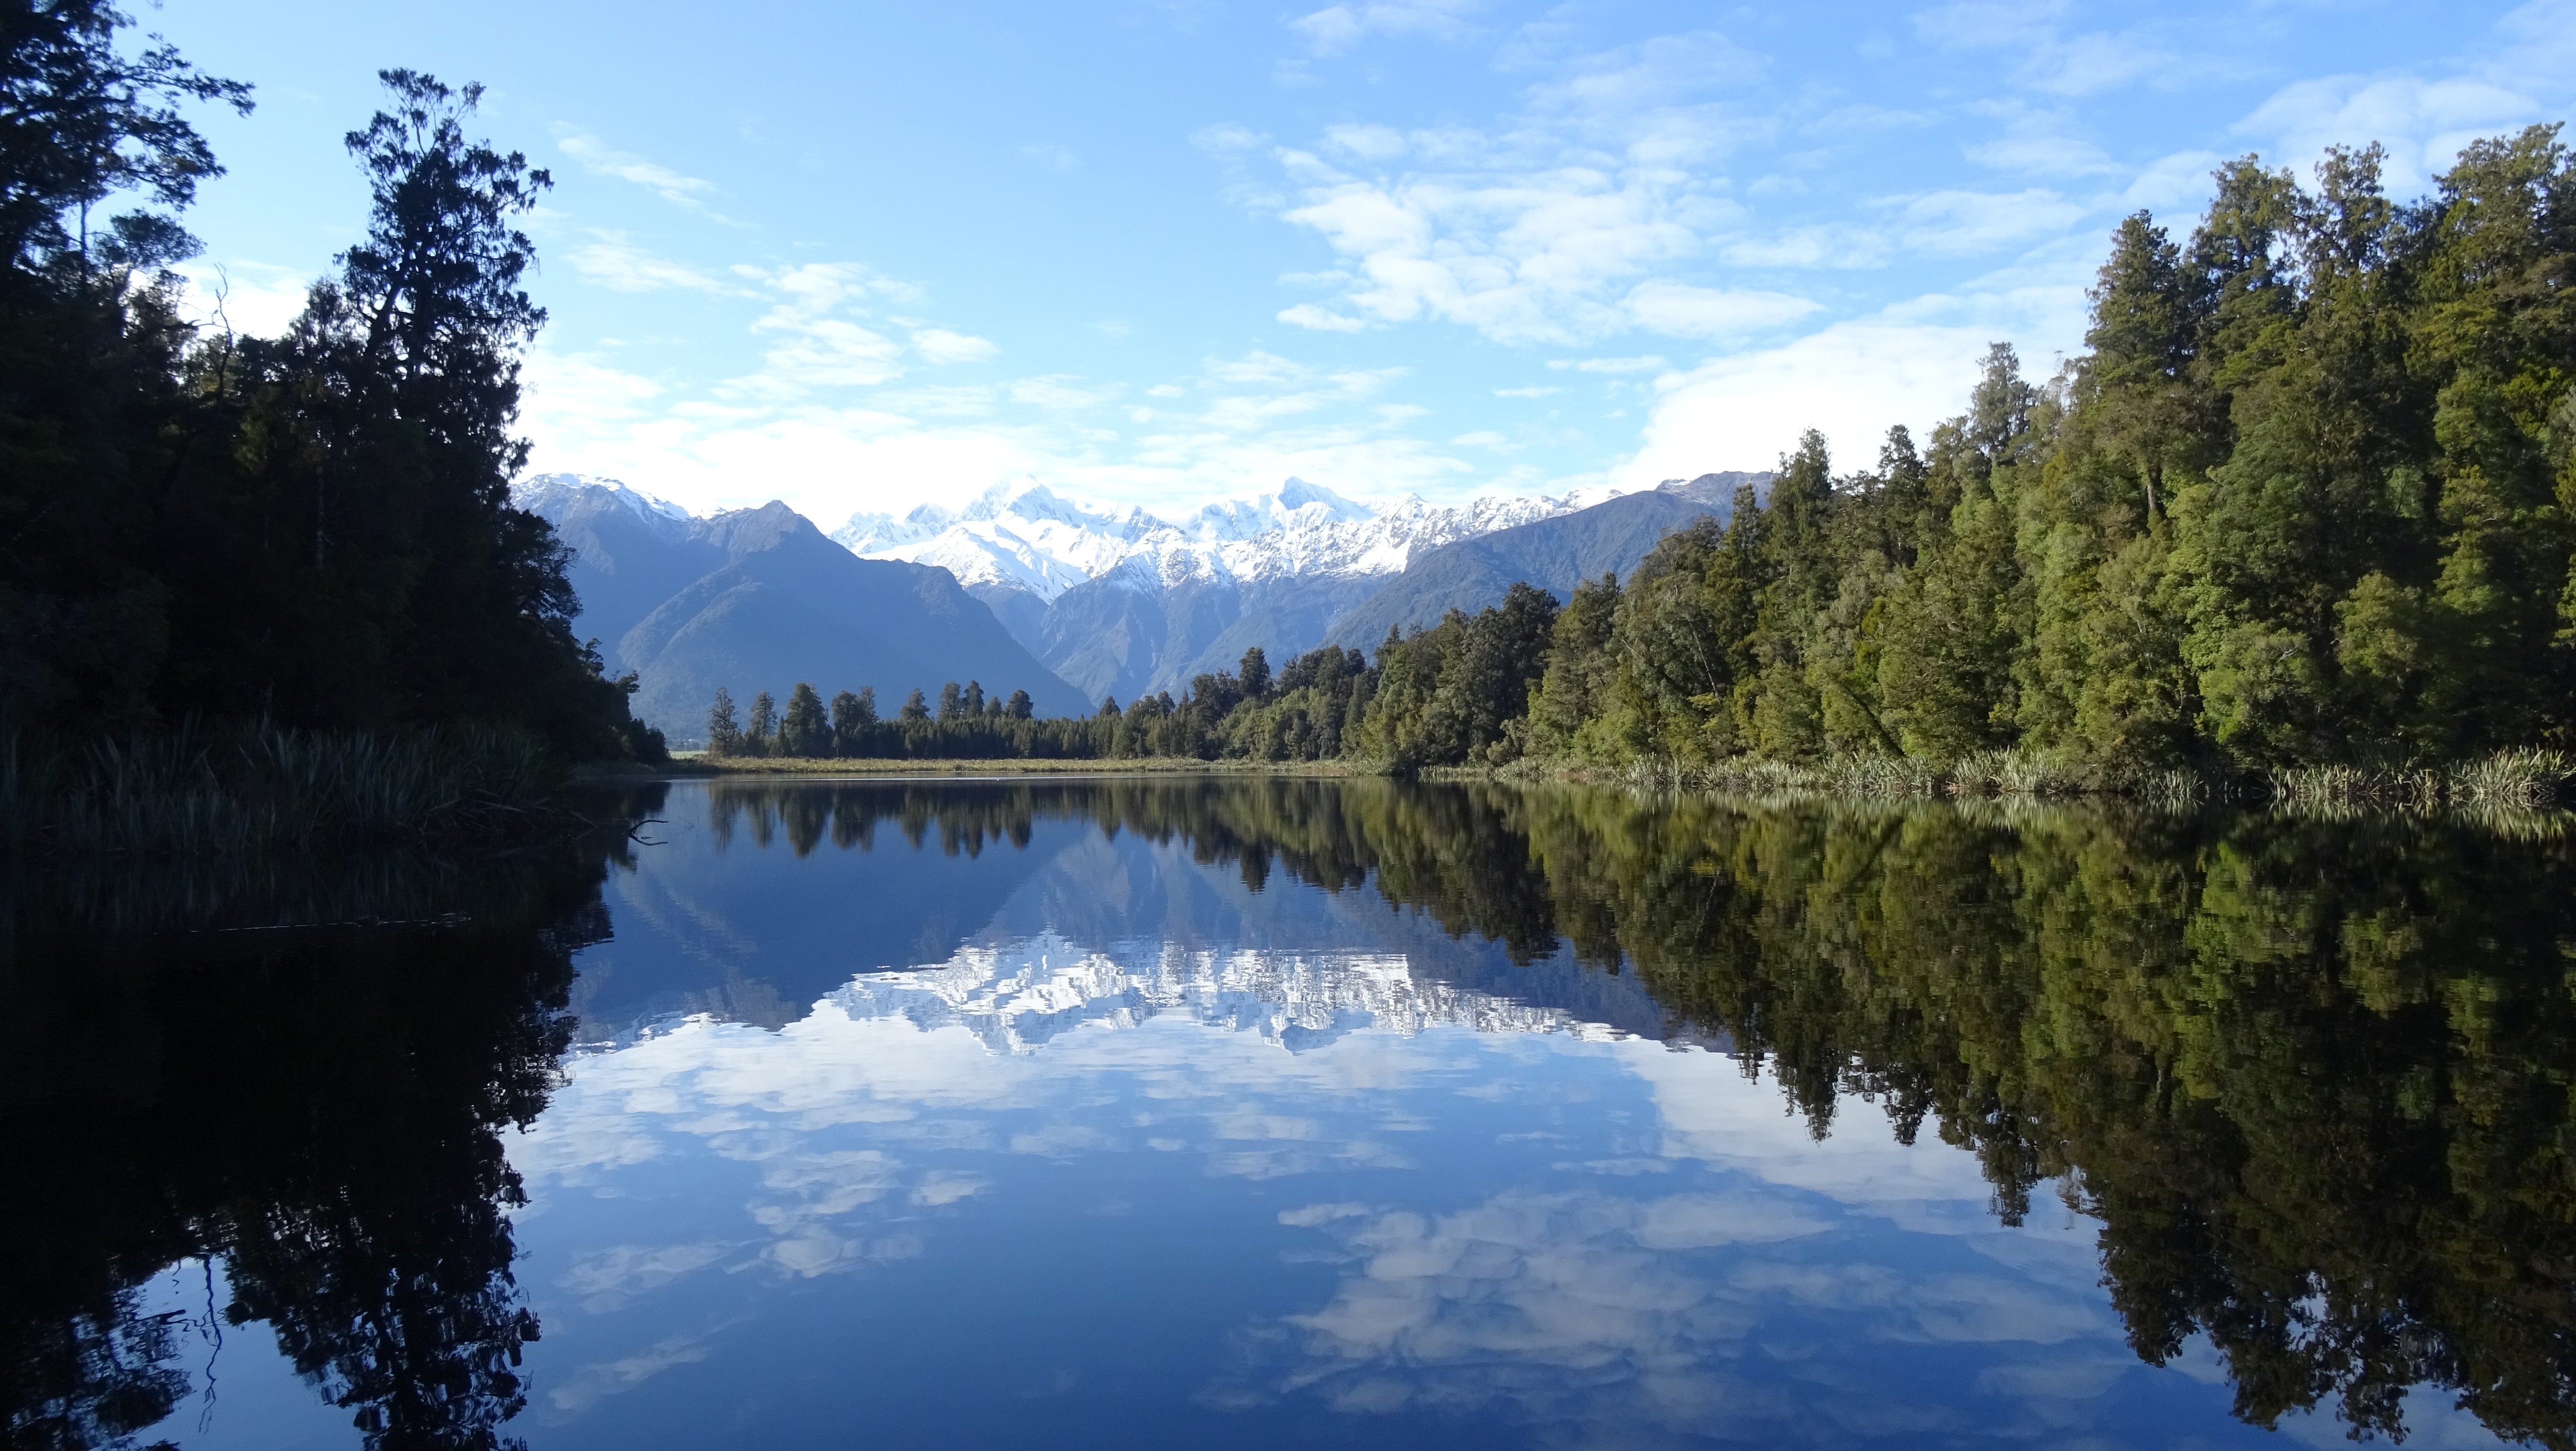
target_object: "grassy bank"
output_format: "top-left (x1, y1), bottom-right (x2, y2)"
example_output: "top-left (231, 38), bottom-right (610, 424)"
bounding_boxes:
top-left (2, 724), bottom-right (590, 857)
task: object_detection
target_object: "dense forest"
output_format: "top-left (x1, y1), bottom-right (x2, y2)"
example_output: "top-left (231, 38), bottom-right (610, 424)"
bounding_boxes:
top-left (720, 123), bottom-right (2576, 795)
top-left (0, 2), bottom-right (658, 849)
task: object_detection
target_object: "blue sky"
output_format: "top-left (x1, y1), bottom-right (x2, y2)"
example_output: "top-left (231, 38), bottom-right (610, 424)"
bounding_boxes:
top-left (154, 0), bottom-right (2576, 526)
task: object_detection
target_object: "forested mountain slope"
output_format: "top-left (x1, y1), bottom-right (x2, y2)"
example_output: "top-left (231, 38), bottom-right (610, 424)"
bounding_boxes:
top-left (1322, 481), bottom-right (1753, 650)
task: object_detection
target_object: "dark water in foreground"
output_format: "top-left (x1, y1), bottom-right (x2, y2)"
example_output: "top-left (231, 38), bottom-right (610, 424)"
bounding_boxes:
top-left (5, 778), bottom-right (2571, 1450)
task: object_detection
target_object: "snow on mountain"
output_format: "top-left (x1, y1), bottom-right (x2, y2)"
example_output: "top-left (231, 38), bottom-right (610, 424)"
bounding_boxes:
top-left (1181, 475), bottom-right (1376, 541)
top-left (832, 476), bottom-right (1582, 606)
top-left (833, 479), bottom-right (1174, 603)
top-left (514, 472), bottom-right (694, 538)
top-left (825, 929), bottom-right (1615, 1056)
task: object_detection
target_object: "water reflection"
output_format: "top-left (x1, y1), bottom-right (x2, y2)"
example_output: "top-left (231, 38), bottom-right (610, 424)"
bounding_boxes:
top-left (0, 809), bottom-right (656, 1451)
top-left (5, 777), bottom-right (2570, 1449)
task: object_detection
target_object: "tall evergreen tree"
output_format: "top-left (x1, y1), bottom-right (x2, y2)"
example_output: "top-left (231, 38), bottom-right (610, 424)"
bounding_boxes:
top-left (706, 686), bottom-right (741, 756)
top-left (781, 682), bottom-right (829, 757)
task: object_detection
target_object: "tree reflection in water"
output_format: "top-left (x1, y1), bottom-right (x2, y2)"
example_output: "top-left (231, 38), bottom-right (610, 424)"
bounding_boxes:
top-left (6, 776), bottom-right (2572, 1449)
top-left (701, 778), bottom-right (2576, 1448)
top-left (0, 788), bottom-right (660, 1451)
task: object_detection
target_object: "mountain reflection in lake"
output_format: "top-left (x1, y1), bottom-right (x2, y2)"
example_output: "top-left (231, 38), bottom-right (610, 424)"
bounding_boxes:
top-left (5, 779), bottom-right (2569, 1450)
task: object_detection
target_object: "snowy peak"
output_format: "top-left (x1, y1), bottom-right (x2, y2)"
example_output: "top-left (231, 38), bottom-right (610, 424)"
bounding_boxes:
top-left (836, 476), bottom-right (1583, 606)
top-left (514, 473), bottom-right (694, 540)
top-left (825, 930), bottom-right (1614, 1055)
top-left (831, 501), bottom-right (957, 554)
top-left (1184, 476), bottom-right (1374, 541)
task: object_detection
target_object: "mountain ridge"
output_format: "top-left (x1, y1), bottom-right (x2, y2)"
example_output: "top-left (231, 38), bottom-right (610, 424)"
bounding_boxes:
top-left (518, 476), bottom-right (1091, 742)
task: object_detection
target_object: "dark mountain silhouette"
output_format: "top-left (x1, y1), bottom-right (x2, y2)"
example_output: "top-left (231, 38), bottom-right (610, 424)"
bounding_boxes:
top-left (1321, 475), bottom-right (1762, 649)
top-left (520, 479), bottom-right (1089, 742)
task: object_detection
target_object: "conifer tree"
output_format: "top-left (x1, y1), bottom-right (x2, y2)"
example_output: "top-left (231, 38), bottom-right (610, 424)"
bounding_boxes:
top-left (782, 682), bottom-right (829, 757)
top-left (707, 686), bottom-right (741, 756)
top-left (830, 687), bottom-right (875, 755)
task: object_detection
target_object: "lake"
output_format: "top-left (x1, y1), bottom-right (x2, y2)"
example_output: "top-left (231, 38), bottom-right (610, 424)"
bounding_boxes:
top-left (5, 777), bottom-right (2568, 1449)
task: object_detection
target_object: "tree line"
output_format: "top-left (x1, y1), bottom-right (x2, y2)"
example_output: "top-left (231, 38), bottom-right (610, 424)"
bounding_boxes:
top-left (726, 126), bottom-right (2573, 784)
top-left (1, 3), bottom-right (660, 779)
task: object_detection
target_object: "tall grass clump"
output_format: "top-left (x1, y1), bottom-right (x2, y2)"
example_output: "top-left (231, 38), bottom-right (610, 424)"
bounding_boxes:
top-left (9, 723), bottom-right (566, 856)
top-left (2269, 749), bottom-right (2570, 813)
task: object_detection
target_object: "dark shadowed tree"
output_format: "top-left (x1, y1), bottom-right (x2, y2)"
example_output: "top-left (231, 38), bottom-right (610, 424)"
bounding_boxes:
top-left (781, 682), bottom-right (829, 757)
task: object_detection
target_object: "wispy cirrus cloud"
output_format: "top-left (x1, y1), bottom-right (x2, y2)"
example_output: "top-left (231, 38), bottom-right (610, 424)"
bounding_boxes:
top-left (566, 232), bottom-right (742, 293)
top-left (557, 131), bottom-right (737, 221)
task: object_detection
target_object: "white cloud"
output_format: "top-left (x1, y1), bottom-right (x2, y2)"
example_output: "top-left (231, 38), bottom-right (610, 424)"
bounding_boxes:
top-left (524, 335), bottom-right (1461, 522)
top-left (1885, 188), bottom-right (2088, 256)
top-left (173, 261), bottom-right (310, 338)
top-left (561, 1242), bottom-right (730, 1314)
top-left (1612, 265), bottom-right (2087, 484)
top-left (1548, 355), bottom-right (1665, 374)
top-left (2238, 75), bottom-right (2550, 193)
top-left (1910, 3), bottom-right (2218, 100)
top-left (1492, 386), bottom-right (1559, 398)
top-left (1963, 105), bottom-right (2122, 178)
top-left (567, 232), bottom-right (737, 293)
top-left (1191, 123), bottom-right (1267, 156)
top-left (1623, 280), bottom-right (1820, 339)
top-left (911, 328), bottom-right (999, 364)
top-left (1279, 303), bottom-right (1368, 332)
top-left (1289, 0), bottom-right (1484, 56)
top-left (557, 132), bottom-right (728, 215)
top-left (1251, 32), bottom-right (1783, 346)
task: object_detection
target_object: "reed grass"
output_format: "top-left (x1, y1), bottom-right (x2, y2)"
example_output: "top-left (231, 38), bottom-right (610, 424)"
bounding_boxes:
top-left (4, 722), bottom-right (566, 856)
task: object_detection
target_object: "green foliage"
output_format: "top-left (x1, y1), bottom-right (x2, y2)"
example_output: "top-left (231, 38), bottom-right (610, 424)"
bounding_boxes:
top-left (0, 33), bottom-right (649, 788)
top-left (780, 682), bottom-right (829, 757)
top-left (1510, 126), bottom-right (2576, 780)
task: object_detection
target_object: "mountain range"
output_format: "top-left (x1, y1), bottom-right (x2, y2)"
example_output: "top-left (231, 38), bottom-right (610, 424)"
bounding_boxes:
top-left (834, 474), bottom-right (1762, 703)
top-left (519, 468), bottom-right (1767, 737)
top-left (516, 477), bottom-right (1092, 742)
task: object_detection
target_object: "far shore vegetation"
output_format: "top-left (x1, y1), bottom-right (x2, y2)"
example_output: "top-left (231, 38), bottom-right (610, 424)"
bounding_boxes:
top-left (703, 121), bottom-right (2576, 814)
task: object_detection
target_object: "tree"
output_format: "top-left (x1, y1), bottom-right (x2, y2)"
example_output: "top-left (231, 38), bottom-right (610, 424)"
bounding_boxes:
top-left (831, 687), bottom-right (876, 756)
top-left (1238, 646), bottom-right (1271, 699)
top-left (706, 686), bottom-right (742, 756)
top-left (1006, 688), bottom-right (1033, 720)
top-left (745, 690), bottom-right (777, 755)
top-left (0, 0), bottom-right (253, 277)
top-left (781, 682), bottom-right (829, 757)
top-left (937, 681), bottom-right (963, 722)
top-left (899, 688), bottom-right (930, 724)
top-left (963, 680), bottom-right (984, 717)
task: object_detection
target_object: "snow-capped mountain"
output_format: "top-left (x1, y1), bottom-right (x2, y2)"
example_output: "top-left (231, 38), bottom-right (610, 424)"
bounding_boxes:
top-left (822, 476), bottom-right (1599, 701)
top-left (826, 930), bottom-right (1618, 1055)
top-left (515, 472), bottom-right (694, 538)
top-left (832, 480), bottom-right (1170, 604)
top-left (518, 468), bottom-right (1732, 710)
top-left (833, 475), bottom-right (1569, 604)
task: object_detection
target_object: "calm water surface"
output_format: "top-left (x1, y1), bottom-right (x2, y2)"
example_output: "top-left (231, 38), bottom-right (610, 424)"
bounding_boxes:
top-left (6, 778), bottom-right (2569, 1449)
